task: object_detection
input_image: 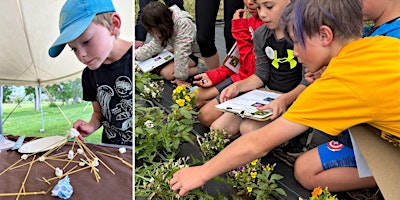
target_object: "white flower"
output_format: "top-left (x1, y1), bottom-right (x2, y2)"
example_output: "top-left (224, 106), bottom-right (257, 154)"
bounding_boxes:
top-left (144, 86), bottom-right (151, 94)
top-left (144, 120), bottom-right (154, 128)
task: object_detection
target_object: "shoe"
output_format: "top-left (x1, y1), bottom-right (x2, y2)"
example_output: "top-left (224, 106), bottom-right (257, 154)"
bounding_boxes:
top-left (283, 128), bottom-right (314, 157)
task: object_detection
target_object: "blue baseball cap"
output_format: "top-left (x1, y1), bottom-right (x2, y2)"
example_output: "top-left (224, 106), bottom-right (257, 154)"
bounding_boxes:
top-left (49, 0), bottom-right (116, 58)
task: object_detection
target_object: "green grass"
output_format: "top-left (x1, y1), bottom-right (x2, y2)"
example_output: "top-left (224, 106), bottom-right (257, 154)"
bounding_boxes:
top-left (2, 102), bottom-right (102, 143)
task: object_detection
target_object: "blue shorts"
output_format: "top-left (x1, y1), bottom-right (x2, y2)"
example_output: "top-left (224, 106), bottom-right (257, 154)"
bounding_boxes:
top-left (318, 140), bottom-right (356, 170)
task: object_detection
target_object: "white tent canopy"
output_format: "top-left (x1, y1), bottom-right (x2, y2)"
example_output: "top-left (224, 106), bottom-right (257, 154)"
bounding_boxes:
top-left (0, 0), bottom-right (133, 87)
top-left (0, 0), bottom-right (133, 135)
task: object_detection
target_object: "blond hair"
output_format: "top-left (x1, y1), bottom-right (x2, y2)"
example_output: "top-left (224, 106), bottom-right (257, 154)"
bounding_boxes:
top-left (93, 12), bottom-right (120, 36)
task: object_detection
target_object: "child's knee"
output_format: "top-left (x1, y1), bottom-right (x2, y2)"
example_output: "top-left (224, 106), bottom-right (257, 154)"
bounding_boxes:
top-left (294, 157), bottom-right (315, 190)
top-left (239, 122), bottom-right (252, 135)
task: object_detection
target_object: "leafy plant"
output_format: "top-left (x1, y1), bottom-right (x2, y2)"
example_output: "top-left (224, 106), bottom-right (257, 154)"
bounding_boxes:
top-left (135, 157), bottom-right (215, 199)
top-left (172, 84), bottom-right (198, 110)
top-left (300, 187), bottom-right (338, 200)
top-left (135, 66), bottom-right (164, 101)
top-left (135, 103), bottom-right (196, 164)
top-left (197, 128), bottom-right (230, 160)
top-left (228, 159), bottom-right (287, 200)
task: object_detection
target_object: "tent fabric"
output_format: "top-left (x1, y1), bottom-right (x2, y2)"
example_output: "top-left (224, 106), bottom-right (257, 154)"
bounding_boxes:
top-left (0, 0), bottom-right (133, 87)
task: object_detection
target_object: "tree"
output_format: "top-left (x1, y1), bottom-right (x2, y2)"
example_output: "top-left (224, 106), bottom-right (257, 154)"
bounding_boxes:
top-left (45, 78), bottom-right (82, 106)
top-left (2, 85), bottom-right (12, 103)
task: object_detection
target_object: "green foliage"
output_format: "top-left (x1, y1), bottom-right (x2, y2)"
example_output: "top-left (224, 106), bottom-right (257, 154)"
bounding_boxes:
top-left (135, 67), bottom-right (164, 101)
top-left (228, 159), bottom-right (287, 199)
top-left (45, 78), bottom-right (82, 105)
top-left (135, 103), bottom-right (197, 164)
top-left (135, 157), bottom-right (215, 199)
top-left (2, 85), bottom-right (12, 103)
top-left (197, 128), bottom-right (230, 160)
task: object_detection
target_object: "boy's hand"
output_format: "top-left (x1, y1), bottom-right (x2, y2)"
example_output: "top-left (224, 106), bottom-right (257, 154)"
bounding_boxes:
top-left (193, 73), bottom-right (212, 87)
top-left (256, 98), bottom-right (287, 120)
top-left (170, 166), bottom-right (207, 196)
top-left (73, 120), bottom-right (96, 141)
top-left (219, 83), bottom-right (240, 102)
top-left (305, 66), bottom-right (327, 84)
top-left (233, 9), bottom-right (246, 20)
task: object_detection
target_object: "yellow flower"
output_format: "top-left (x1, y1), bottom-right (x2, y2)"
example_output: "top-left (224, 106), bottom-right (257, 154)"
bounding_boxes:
top-left (250, 171), bottom-right (257, 179)
top-left (173, 110), bottom-right (177, 115)
top-left (299, 198), bottom-right (304, 200)
top-left (194, 88), bottom-right (199, 95)
top-left (247, 187), bottom-right (253, 193)
top-left (266, 164), bottom-right (272, 171)
top-left (251, 159), bottom-right (258, 166)
top-left (312, 187), bottom-right (323, 197)
top-left (176, 85), bottom-right (184, 93)
top-left (184, 95), bottom-right (191, 102)
top-left (328, 197), bottom-right (336, 200)
top-left (175, 99), bottom-right (185, 107)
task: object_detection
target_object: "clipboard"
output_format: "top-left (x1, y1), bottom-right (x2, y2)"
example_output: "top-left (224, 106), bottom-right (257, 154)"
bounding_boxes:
top-left (215, 89), bottom-right (281, 121)
top-left (136, 49), bottom-right (174, 73)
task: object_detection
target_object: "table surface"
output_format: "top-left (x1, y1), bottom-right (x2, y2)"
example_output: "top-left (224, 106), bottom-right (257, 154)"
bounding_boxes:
top-left (0, 136), bottom-right (132, 200)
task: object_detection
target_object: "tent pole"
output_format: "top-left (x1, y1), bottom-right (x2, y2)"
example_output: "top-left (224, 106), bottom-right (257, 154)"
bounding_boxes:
top-left (36, 87), bottom-right (45, 133)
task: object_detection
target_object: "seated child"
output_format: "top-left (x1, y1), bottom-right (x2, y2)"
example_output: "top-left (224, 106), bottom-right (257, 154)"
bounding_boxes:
top-left (135, 1), bottom-right (203, 87)
top-left (170, 0), bottom-right (400, 195)
top-left (211, 0), bottom-right (308, 141)
top-left (305, 0), bottom-right (400, 84)
top-left (193, 0), bottom-right (263, 127)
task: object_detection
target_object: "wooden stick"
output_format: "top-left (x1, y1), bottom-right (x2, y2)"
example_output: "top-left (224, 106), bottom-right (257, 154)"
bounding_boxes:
top-left (0, 159), bottom-right (23, 175)
top-left (46, 151), bottom-right (67, 158)
top-left (75, 140), bottom-right (115, 175)
top-left (44, 165), bottom-right (86, 183)
top-left (0, 191), bottom-right (46, 196)
top-left (43, 160), bottom-right (56, 170)
top-left (46, 158), bottom-right (80, 163)
top-left (16, 155), bottom-right (36, 200)
top-left (43, 87), bottom-right (72, 126)
top-left (97, 151), bottom-right (132, 168)
top-left (62, 152), bottom-right (77, 170)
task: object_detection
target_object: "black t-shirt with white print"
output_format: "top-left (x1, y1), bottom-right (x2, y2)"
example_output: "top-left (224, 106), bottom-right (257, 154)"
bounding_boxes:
top-left (81, 47), bottom-right (132, 145)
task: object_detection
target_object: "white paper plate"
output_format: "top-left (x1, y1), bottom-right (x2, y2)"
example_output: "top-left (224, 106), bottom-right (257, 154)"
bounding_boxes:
top-left (18, 136), bottom-right (67, 153)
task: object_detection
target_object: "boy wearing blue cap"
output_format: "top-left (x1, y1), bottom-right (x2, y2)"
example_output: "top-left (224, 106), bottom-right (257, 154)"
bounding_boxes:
top-left (49, 0), bottom-right (132, 145)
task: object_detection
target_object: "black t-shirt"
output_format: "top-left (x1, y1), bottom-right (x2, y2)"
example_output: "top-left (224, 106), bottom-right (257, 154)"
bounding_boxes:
top-left (254, 27), bottom-right (303, 93)
top-left (81, 47), bottom-right (132, 145)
